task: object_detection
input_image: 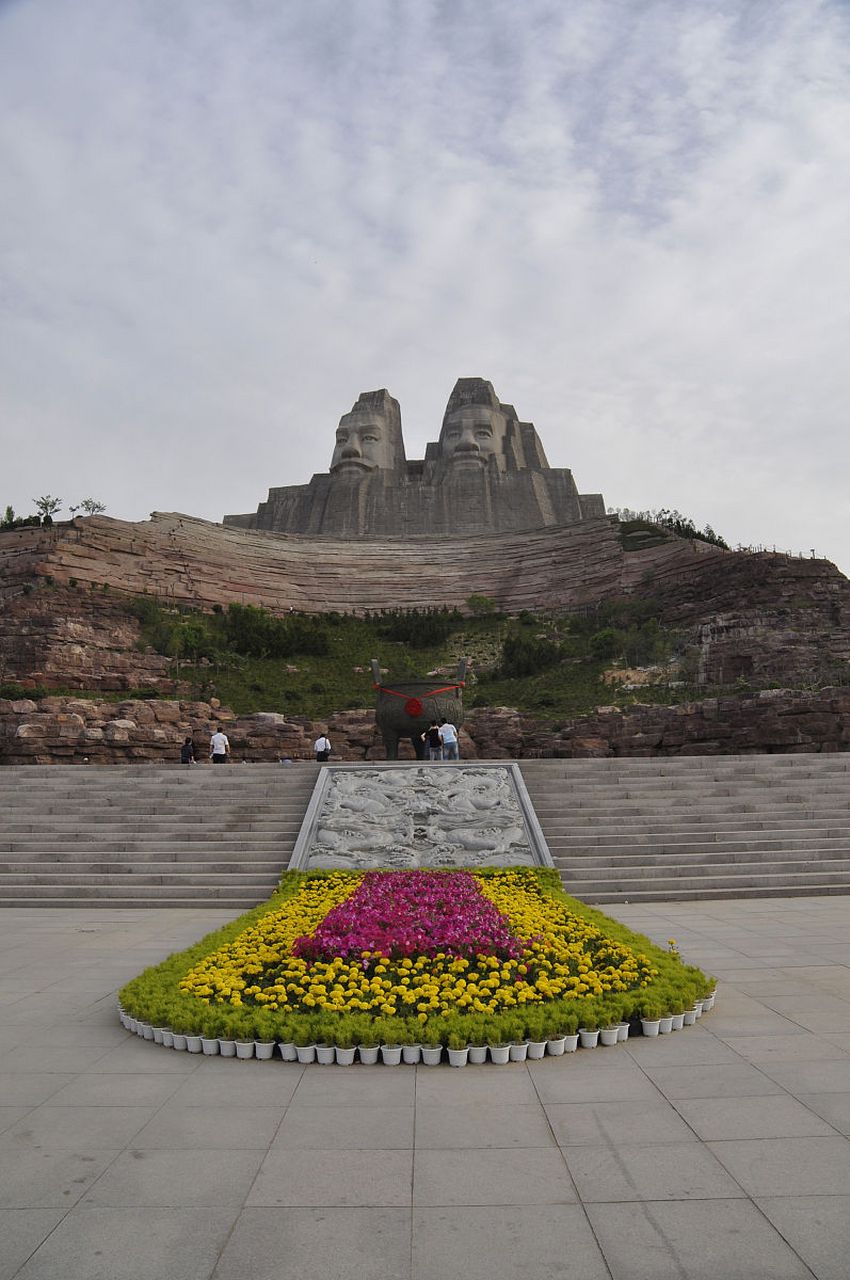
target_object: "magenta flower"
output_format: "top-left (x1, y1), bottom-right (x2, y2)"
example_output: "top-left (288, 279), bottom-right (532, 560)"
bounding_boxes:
top-left (293, 870), bottom-right (526, 963)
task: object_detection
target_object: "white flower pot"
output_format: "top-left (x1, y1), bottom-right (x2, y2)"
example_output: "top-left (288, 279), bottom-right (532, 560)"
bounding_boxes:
top-left (278, 1041), bottom-right (297, 1061)
top-left (579, 1028), bottom-right (599, 1048)
top-left (186, 1035), bottom-right (203, 1053)
top-left (659, 1016), bottom-right (673, 1035)
top-left (171, 1032), bottom-right (187, 1051)
top-left (219, 1039), bottom-right (237, 1057)
top-left (295, 1044), bottom-right (316, 1063)
top-left (563, 1033), bottom-right (580, 1052)
top-left (152, 1027), bottom-right (165, 1045)
top-left (255, 1041), bottom-right (276, 1061)
top-left (358, 1045), bottom-right (380, 1065)
top-left (380, 1045), bottom-right (402, 1066)
top-left (702, 993), bottom-right (716, 1011)
top-left (125, 1017), bottom-right (137, 1034)
top-left (616, 1023), bottom-right (630, 1042)
top-left (693, 1000), bottom-right (704, 1018)
top-left (468, 1045), bottom-right (488, 1064)
top-left (447, 1047), bottom-right (469, 1067)
top-left (315, 1045), bottom-right (335, 1064)
top-left (546, 1036), bottom-right (566, 1056)
top-left (421, 1045), bottom-right (442, 1066)
top-left (599, 1027), bottom-right (619, 1046)
top-left (671, 1013), bottom-right (685, 1031)
top-left (527, 1040), bottom-right (547, 1060)
top-left (402, 1044), bottom-right (422, 1065)
top-left (488, 1044), bottom-right (510, 1064)
top-left (161, 1029), bottom-right (174, 1048)
top-left (142, 1023), bottom-right (154, 1041)
top-left (200, 1037), bottom-right (219, 1056)
top-left (235, 1040), bottom-right (254, 1059)
top-left (683, 1008), bottom-right (698, 1026)
top-left (335, 1046), bottom-right (356, 1066)
top-left (641, 1019), bottom-right (661, 1038)
top-left (509, 1042), bottom-right (529, 1062)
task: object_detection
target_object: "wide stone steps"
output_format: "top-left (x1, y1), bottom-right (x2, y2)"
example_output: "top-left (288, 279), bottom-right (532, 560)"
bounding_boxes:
top-left (3, 754), bottom-right (850, 905)
top-left (518, 755), bottom-right (850, 902)
top-left (0, 763), bottom-right (320, 907)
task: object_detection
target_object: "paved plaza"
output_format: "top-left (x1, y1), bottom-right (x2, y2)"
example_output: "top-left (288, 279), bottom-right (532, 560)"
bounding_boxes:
top-left (1, 896), bottom-right (849, 1279)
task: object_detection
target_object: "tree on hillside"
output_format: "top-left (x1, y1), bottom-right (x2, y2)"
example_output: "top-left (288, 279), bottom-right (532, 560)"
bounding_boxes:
top-left (80, 498), bottom-right (106, 516)
top-left (33, 495), bottom-right (62, 522)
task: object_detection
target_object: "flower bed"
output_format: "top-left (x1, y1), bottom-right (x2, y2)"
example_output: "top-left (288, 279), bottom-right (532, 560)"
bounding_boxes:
top-left (119, 868), bottom-right (713, 1059)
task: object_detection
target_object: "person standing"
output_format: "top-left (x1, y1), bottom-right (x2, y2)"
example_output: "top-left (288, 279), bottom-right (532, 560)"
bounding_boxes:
top-left (314, 732), bottom-right (332, 762)
top-left (209, 726), bottom-right (230, 763)
top-left (421, 721), bottom-right (443, 761)
top-left (439, 718), bottom-right (459, 761)
top-left (180, 736), bottom-right (196, 765)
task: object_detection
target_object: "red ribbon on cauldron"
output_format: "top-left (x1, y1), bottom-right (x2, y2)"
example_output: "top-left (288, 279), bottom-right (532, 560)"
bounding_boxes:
top-left (374, 682), bottom-right (465, 717)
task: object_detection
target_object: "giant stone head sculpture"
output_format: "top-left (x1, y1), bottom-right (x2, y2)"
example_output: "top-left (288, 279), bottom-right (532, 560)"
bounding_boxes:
top-left (330, 389), bottom-right (405, 479)
top-left (438, 378), bottom-right (510, 469)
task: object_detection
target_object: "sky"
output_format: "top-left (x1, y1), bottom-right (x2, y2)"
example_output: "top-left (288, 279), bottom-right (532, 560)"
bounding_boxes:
top-left (2, 0), bottom-right (849, 572)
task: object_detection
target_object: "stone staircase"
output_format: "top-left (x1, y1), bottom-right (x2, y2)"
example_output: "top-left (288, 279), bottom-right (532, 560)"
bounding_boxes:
top-left (2, 756), bottom-right (850, 907)
top-left (518, 755), bottom-right (850, 902)
top-left (0, 764), bottom-right (320, 908)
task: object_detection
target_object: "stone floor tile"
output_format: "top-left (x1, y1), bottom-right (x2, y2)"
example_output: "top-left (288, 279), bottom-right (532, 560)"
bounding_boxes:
top-left (47, 1072), bottom-right (185, 1108)
top-left (12, 1206), bottom-right (237, 1280)
top-left (272, 1104), bottom-right (413, 1151)
top-left (0, 1148), bottom-right (118, 1209)
top-left (82, 1148), bottom-right (264, 1207)
top-left (796, 1091), bottom-right (850, 1135)
top-left (412, 1204), bottom-right (609, 1280)
top-left (758, 1059), bottom-right (850, 1095)
top-left (756, 1195), bottom-right (850, 1280)
top-left (81, 1040), bottom-right (202, 1073)
top-left (214, 1206), bottom-right (412, 1280)
top-left (413, 1147), bottom-right (576, 1206)
top-left (414, 1102), bottom-right (555, 1150)
top-left (623, 1030), bottom-right (741, 1066)
top-left (413, 1063), bottom-right (539, 1105)
top-left (0, 1074), bottom-right (77, 1107)
top-left (0, 1210), bottom-right (66, 1280)
top-left (0, 1105), bottom-right (157, 1151)
top-left (720, 1032), bottom-right (848, 1062)
top-left (694, 1011), bottom-right (803, 1037)
top-left (289, 1063), bottom-right (414, 1107)
top-left (643, 1062), bottom-right (784, 1100)
top-left (168, 1061), bottom-right (304, 1107)
top-left (671, 1093), bottom-right (835, 1140)
top-left (133, 1104), bottom-right (285, 1150)
top-left (0, 1107), bottom-right (36, 1135)
top-left (528, 1062), bottom-right (662, 1105)
top-left (0, 1044), bottom-right (113, 1074)
top-left (248, 1148), bottom-right (412, 1207)
top-left (545, 1099), bottom-right (698, 1146)
top-left (586, 1198), bottom-right (814, 1280)
top-left (710, 1134), bottom-right (850, 1196)
top-left (564, 1142), bottom-right (745, 1203)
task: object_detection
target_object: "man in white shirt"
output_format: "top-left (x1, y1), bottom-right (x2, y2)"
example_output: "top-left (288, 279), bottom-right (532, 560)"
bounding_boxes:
top-left (439, 719), bottom-right (459, 760)
top-left (210, 727), bottom-right (230, 763)
top-left (314, 733), bottom-right (332, 762)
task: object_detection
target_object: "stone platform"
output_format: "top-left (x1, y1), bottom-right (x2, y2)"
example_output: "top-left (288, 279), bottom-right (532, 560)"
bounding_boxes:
top-left (1, 896), bottom-right (849, 1279)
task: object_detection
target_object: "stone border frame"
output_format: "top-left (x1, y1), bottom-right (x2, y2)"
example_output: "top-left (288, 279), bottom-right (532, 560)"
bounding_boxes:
top-left (287, 761), bottom-right (555, 871)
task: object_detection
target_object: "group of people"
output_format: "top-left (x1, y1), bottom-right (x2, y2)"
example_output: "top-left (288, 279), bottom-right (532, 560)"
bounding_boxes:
top-left (180, 722), bottom-right (461, 764)
top-left (420, 719), bottom-right (459, 761)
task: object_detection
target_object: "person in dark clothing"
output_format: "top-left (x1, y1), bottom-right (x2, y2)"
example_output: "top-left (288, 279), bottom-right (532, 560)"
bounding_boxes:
top-left (180, 737), bottom-right (196, 765)
top-left (421, 721), bottom-right (443, 761)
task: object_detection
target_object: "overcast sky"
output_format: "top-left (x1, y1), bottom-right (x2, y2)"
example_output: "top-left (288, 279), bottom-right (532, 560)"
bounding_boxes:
top-left (2, 0), bottom-right (849, 572)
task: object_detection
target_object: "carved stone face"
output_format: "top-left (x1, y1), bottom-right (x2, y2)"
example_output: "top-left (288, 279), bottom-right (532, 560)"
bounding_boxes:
top-left (439, 405), bottom-right (507, 466)
top-left (330, 412), bottom-right (393, 475)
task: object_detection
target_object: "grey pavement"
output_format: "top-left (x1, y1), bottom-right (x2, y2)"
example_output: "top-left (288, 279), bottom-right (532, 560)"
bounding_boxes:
top-left (0, 898), bottom-right (849, 1279)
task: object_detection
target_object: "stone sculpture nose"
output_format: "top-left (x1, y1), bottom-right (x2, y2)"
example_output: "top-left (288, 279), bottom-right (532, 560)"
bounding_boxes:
top-left (341, 435), bottom-right (362, 458)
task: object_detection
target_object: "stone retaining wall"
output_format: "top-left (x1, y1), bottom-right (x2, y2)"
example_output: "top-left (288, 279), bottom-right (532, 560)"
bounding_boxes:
top-left (2, 688), bottom-right (848, 766)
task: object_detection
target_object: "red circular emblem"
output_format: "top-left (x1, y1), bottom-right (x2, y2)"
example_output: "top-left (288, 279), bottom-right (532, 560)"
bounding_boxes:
top-left (404, 697), bottom-right (423, 718)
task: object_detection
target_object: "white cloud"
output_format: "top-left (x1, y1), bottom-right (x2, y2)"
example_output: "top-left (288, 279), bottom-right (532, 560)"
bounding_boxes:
top-left (1, 0), bottom-right (849, 570)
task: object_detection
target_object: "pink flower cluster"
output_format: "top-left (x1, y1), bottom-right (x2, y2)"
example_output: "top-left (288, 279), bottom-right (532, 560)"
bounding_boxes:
top-left (293, 870), bottom-right (526, 962)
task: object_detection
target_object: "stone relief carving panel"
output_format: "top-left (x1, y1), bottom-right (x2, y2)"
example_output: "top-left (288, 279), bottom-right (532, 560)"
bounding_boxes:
top-left (291, 764), bottom-right (552, 870)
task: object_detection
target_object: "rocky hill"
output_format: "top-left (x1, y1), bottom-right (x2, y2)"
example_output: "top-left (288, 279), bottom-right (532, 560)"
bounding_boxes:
top-left (1, 512), bottom-right (848, 761)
